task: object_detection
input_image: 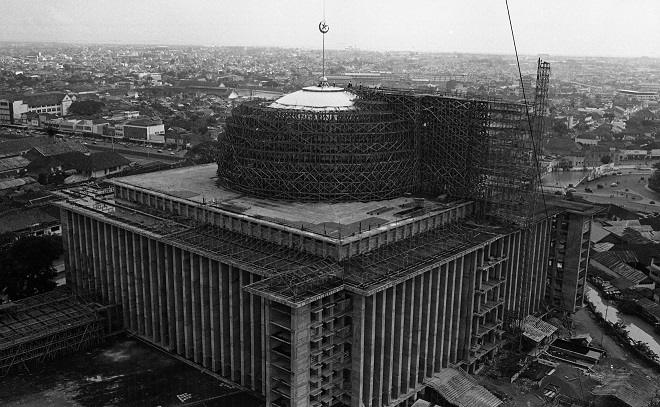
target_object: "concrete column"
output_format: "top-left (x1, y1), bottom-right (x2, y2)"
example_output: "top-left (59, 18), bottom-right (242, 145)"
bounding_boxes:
top-left (148, 238), bottom-right (159, 342)
top-left (290, 304), bottom-right (310, 407)
top-left (411, 274), bottom-right (425, 388)
top-left (61, 210), bottom-right (73, 287)
top-left (428, 266), bottom-right (441, 376)
top-left (263, 300), bottom-right (271, 406)
top-left (420, 270), bottom-right (433, 380)
top-left (209, 260), bottom-right (220, 371)
top-left (220, 262), bottom-right (230, 377)
top-left (118, 229), bottom-right (130, 327)
top-left (365, 295), bottom-right (376, 406)
top-left (437, 263), bottom-right (448, 370)
top-left (181, 250), bottom-right (193, 359)
top-left (383, 287), bottom-right (396, 404)
top-left (200, 256), bottom-right (211, 368)
top-left (126, 231), bottom-right (137, 332)
top-left (140, 235), bottom-right (151, 338)
top-left (402, 278), bottom-right (414, 393)
top-left (191, 253), bottom-right (202, 364)
top-left (229, 266), bottom-right (239, 381)
top-left (443, 260), bottom-right (457, 367)
top-left (451, 257), bottom-right (465, 364)
top-left (392, 282), bottom-right (405, 398)
top-left (96, 220), bottom-right (109, 302)
top-left (351, 295), bottom-right (365, 407)
top-left (165, 244), bottom-right (176, 350)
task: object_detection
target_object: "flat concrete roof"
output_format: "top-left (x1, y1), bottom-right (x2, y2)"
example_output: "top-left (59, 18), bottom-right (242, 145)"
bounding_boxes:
top-left (111, 164), bottom-right (463, 238)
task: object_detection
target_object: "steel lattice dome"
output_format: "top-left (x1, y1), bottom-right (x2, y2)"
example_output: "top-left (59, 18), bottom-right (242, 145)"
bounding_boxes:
top-left (217, 85), bottom-right (417, 202)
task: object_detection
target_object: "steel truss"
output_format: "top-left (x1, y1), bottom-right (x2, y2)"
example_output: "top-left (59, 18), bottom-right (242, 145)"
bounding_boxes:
top-left (0, 287), bottom-right (105, 376)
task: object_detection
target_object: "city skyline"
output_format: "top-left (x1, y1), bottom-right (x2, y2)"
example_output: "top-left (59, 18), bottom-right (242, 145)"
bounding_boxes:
top-left (0, 0), bottom-right (659, 58)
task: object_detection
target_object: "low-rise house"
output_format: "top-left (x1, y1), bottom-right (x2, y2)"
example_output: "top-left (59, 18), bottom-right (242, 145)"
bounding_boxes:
top-left (0, 177), bottom-right (37, 195)
top-left (590, 251), bottom-right (655, 290)
top-left (575, 133), bottom-right (599, 145)
top-left (0, 137), bottom-right (52, 159)
top-left (24, 141), bottom-right (90, 161)
top-left (592, 372), bottom-right (658, 407)
top-left (0, 156), bottom-right (30, 178)
top-left (56, 151), bottom-right (131, 178)
top-left (0, 208), bottom-right (60, 236)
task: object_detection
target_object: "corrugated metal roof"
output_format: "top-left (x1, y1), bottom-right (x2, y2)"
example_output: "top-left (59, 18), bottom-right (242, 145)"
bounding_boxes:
top-left (425, 368), bottom-right (502, 407)
top-left (592, 242), bottom-right (614, 252)
top-left (521, 315), bottom-right (557, 343)
top-left (592, 372), bottom-right (658, 407)
top-left (0, 156), bottom-right (30, 172)
top-left (591, 251), bottom-right (647, 284)
top-left (0, 176), bottom-right (36, 191)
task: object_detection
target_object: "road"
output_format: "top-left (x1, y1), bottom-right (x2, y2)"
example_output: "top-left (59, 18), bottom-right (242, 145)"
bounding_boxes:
top-left (576, 171), bottom-right (660, 213)
top-left (83, 141), bottom-right (186, 163)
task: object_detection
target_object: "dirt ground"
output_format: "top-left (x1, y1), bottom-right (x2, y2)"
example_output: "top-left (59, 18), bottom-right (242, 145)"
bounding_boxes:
top-left (477, 307), bottom-right (660, 406)
top-left (0, 334), bottom-right (265, 407)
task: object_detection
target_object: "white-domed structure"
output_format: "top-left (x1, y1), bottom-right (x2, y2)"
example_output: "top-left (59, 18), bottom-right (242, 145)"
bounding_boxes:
top-left (268, 85), bottom-right (357, 111)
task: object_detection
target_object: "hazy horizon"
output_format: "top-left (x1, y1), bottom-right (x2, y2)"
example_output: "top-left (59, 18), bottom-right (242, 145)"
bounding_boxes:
top-left (1, 0), bottom-right (659, 58)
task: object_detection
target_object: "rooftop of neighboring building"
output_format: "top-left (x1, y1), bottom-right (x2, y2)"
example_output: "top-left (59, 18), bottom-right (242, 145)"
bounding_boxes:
top-left (0, 136), bottom-right (52, 158)
top-left (0, 207), bottom-right (58, 234)
top-left (55, 151), bottom-right (131, 173)
top-left (29, 140), bottom-right (90, 157)
top-left (124, 118), bottom-right (162, 127)
top-left (21, 91), bottom-right (68, 107)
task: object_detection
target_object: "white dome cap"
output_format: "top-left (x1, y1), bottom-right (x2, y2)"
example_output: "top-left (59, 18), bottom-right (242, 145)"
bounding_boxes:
top-left (268, 86), bottom-right (356, 111)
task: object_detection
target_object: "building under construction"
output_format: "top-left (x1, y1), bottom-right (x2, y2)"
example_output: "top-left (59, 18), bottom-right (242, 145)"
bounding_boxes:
top-left (57, 60), bottom-right (599, 407)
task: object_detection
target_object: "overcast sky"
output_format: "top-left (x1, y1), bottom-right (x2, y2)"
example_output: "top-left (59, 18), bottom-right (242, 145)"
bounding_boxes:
top-left (1, 0), bottom-right (659, 57)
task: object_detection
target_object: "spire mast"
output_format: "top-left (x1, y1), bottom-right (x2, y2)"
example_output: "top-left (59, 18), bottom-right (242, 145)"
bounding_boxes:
top-left (319, 1), bottom-right (329, 80)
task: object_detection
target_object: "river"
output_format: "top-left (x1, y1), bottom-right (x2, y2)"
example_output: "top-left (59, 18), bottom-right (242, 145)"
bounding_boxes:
top-left (584, 285), bottom-right (660, 356)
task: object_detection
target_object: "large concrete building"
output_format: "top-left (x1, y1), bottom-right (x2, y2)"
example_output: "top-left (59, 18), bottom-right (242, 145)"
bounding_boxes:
top-left (58, 69), bottom-right (600, 407)
top-left (0, 92), bottom-right (75, 124)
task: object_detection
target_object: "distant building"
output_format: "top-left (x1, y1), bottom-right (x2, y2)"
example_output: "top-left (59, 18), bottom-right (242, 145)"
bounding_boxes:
top-left (575, 133), bottom-right (599, 146)
top-left (0, 92), bottom-right (76, 124)
top-left (115, 118), bottom-right (165, 145)
top-left (616, 89), bottom-right (658, 101)
top-left (0, 208), bottom-right (61, 237)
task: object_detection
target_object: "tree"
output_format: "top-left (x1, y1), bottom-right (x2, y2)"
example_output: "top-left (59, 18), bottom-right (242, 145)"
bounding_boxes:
top-left (600, 155), bottom-right (612, 164)
top-left (0, 234), bottom-right (62, 301)
top-left (67, 100), bottom-right (105, 116)
top-left (649, 162), bottom-right (660, 192)
top-left (184, 140), bottom-right (221, 165)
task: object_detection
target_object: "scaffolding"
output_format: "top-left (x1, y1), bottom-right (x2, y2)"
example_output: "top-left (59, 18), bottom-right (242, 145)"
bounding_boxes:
top-left (219, 101), bottom-right (417, 202)
top-left (0, 286), bottom-right (107, 376)
top-left (135, 61), bottom-right (550, 306)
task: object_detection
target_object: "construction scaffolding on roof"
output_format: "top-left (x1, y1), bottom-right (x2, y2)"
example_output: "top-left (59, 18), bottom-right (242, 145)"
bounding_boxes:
top-left (219, 67), bottom-right (547, 228)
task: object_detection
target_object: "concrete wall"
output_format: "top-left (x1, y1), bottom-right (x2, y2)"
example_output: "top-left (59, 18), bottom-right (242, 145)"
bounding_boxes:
top-left (61, 202), bottom-right (552, 407)
top-left (61, 208), bottom-right (266, 393)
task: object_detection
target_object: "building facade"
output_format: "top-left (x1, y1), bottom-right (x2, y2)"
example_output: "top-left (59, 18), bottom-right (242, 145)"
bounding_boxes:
top-left (59, 166), bottom-right (561, 407)
top-left (0, 92), bottom-right (75, 124)
top-left (58, 72), bottom-right (599, 407)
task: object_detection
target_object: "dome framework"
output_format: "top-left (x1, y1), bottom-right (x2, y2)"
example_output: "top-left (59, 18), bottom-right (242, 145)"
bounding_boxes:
top-left (219, 95), bottom-right (418, 202)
